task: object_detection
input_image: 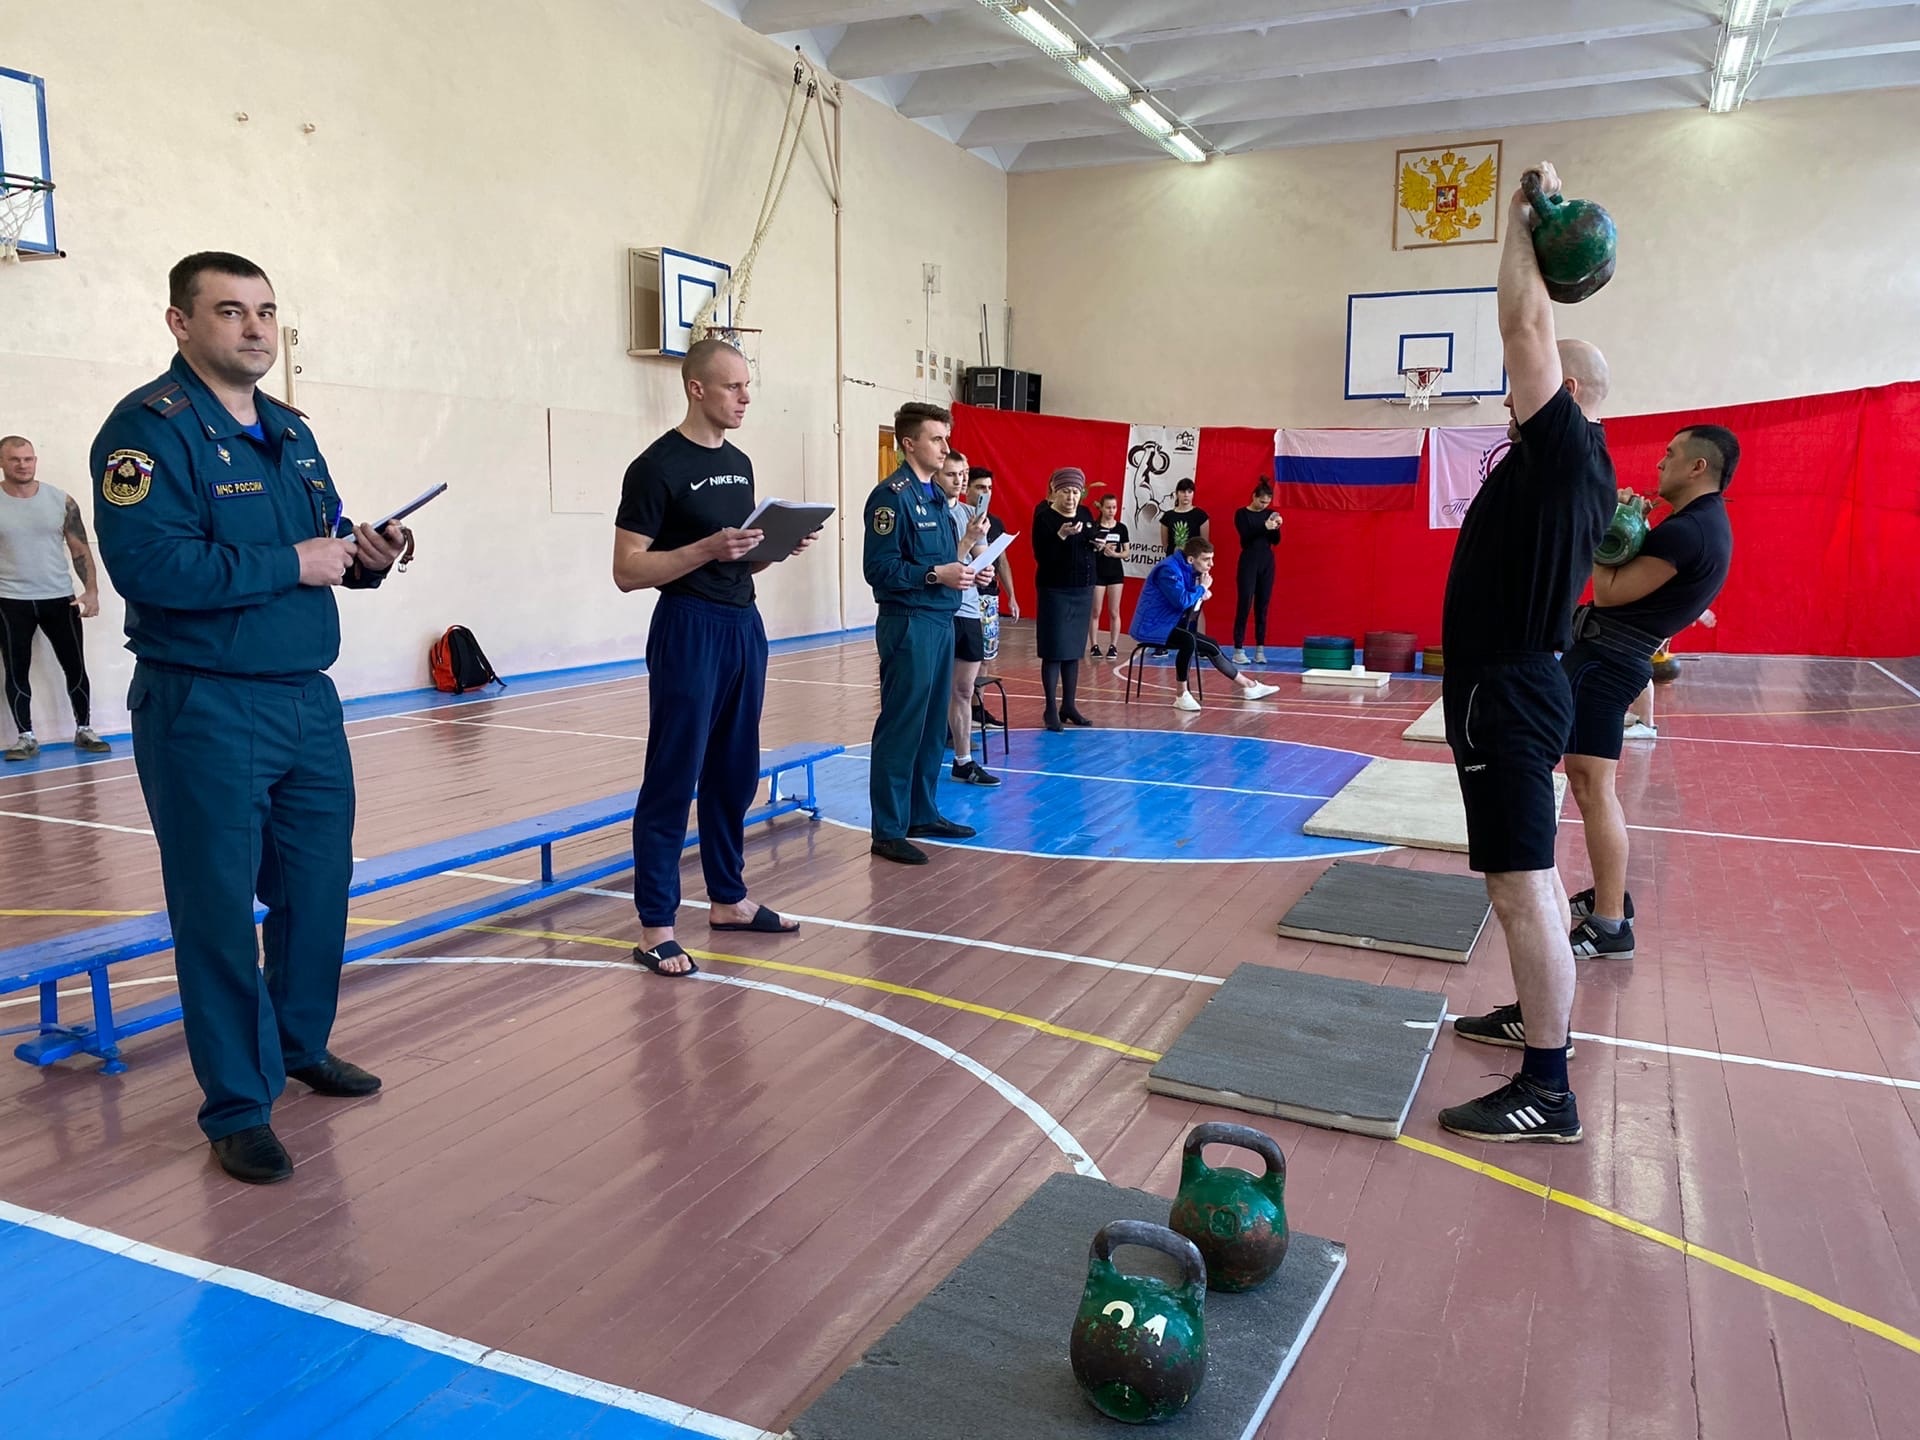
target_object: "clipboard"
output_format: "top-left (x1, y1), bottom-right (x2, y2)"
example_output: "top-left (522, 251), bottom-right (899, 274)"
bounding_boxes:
top-left (739, 498), bottom-right (835, 564)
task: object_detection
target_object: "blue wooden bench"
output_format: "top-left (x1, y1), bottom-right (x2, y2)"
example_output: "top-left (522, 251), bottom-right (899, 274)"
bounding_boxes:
top-left (1, 742), bottom-right (843, 1075)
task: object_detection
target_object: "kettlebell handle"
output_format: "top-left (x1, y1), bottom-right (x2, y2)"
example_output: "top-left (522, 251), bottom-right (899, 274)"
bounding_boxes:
top-left (1089, 1219), bottom-right (1208, 1296)
top-left (1184, 1121), bottom-right (1287, 1184)
top-left (1521, 169), bottom-right (1563, 221)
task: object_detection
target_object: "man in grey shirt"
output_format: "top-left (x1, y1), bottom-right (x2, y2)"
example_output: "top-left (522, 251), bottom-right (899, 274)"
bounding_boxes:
top-left (0, 435), bottom-right (111, 759)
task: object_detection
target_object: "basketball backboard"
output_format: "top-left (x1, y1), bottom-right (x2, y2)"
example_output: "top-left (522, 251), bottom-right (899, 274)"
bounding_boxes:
top-left (0, 66), bottom-right (58, 259)
top-left (628, 245), bottom-right (734, 358)
top-left (1345, 287), bottom-right (1502, 402)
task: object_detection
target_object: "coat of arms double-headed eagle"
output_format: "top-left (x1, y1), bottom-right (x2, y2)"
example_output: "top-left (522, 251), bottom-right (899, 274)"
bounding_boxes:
top-left (1398, 150), bottom-right (1498, 244)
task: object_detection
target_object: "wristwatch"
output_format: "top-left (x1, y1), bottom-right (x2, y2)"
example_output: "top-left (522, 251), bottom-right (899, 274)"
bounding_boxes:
top-left (924, 568), bottom-right (940, 586)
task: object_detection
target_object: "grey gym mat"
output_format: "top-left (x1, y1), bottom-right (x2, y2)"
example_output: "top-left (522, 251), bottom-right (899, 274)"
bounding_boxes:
top-left (1402, 696), bottom-right (1446, 743)
top-left (1145, 964), bottom-right (1445, 1138)
top-left (787, 1172), bottom-right (1345, 1440)
top-left (1302, 756), bottom-right (1568, 853)
top-left (1275, 860), bottom-right (1491, 963)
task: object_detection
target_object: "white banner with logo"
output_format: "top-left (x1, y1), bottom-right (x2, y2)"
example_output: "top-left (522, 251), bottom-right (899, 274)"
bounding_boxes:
top-left (1428, 423), bottom-right (1510, 529)
top-left (1121, 424), bottom-right (1200, 577)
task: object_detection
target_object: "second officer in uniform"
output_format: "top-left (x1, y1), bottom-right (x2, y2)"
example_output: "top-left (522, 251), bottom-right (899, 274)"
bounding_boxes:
top-left (91, 251), bottom-right (410, 1185)
top-left (863, 400), bottom-right (985, 865)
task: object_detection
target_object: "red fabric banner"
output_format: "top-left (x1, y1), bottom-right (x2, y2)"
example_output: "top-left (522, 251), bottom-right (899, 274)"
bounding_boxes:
top-left (951, 382), bottom-right (1920, 658)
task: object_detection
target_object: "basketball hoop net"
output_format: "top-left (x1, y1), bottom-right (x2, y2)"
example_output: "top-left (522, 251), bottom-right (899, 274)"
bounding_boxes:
top-left (1400, 366), bottom-right (1445, 411)
top-left (699, 324), bottom-right (763, 384)
top-left (0, 174), bottom-right (53, 265)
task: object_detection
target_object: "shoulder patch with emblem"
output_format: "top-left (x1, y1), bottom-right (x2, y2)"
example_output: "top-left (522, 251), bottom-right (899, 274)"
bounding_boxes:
top-left (102, 449), bottom-right (154, 507)
top-left (872, 506), bottom-right (896, 536)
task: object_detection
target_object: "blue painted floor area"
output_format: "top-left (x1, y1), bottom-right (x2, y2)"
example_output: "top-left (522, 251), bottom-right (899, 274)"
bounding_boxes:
top-left (2, 626), bottom-right (873, 778)
top-left (0, 1220), bottom-right (721, 1439)
top-left (814, 728), bottom-right (1381, 862)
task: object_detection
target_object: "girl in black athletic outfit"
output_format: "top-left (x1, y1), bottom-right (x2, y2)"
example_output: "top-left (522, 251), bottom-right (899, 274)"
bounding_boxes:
top-left (1231, 479), bottom-right (1282, 663)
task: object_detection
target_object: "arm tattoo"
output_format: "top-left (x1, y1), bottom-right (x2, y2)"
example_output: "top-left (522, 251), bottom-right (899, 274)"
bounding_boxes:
top-left (64, 498), bottom-right (96, 588)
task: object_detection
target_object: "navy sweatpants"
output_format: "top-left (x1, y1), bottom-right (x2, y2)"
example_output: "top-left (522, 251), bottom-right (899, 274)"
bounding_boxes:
top-left (631, 593), bottom-right (768, 928)
top-left (869, 609), bottom-right (954, 841)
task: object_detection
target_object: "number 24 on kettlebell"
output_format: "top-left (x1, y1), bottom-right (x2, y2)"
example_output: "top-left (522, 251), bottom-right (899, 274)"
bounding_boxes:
top-left (1069, 1220), bottom-right (1209, 1425)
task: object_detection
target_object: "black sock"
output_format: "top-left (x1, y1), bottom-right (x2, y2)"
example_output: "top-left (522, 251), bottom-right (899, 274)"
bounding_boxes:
top-left (1520, 1044), bottom-right (1570, 1094)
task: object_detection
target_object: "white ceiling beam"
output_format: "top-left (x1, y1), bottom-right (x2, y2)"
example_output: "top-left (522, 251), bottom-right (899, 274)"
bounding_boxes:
top-left (1767, 5), bottom-right (1920, 64)
top-left (823, 7), bottom-right (1032, 79)
top-left (1080, 0), bottom-right (1484, 47)
top-left (739, 0), bottom-right (967, 32)
top-left (899, 0), bottom-right (1718, 113)
top-left (958, 34), bottom-right (1712, 147)
top-left (1748, 45), bottom-right (1920, 93)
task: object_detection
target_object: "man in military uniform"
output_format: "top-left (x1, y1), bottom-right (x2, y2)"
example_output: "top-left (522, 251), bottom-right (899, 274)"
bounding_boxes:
top-left (863, 401), bottom-right (984, 865)
top-left (91, 252), bottom-right (410, 1185)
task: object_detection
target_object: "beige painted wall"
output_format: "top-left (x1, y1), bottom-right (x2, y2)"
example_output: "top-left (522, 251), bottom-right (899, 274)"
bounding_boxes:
top-left (1, 0), bottom-right (1005, 739)
top-left (1005, 88), bottom-right (1920, 428)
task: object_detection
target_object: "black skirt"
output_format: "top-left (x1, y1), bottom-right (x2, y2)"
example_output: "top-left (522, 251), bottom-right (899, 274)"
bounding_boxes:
top-left (1036, 584), bottom-right (1095, 661)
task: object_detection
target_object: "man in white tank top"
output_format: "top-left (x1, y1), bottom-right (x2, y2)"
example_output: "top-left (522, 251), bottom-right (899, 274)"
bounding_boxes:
top-left (0, 436), bottom-right (110, 759)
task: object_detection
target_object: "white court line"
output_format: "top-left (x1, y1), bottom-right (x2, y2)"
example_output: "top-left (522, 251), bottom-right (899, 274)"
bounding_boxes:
top-left (425, 717), bottom-right (648, 743)
top-left (0, 809), bottom-right (154, 837)
top-left (1646, 734), bottom-right (1920, 759)
top-left (1565, 816), bottom-right (1920, 859)
top-left (1871, 660), bottom-right (1920, 702)
top-left (0, 1197), bottom-right (778, 1440)
top-left (358, 955), bottom-right (1103, 1178)
top-left (0, 975), bottom-right (177, 1011)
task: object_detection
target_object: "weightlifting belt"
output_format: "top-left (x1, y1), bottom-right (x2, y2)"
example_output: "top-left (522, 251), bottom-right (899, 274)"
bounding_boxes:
top-left (1571, 603), bottom-right (1664, 665)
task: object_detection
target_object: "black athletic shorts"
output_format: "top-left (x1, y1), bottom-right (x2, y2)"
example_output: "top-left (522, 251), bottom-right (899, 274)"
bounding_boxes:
top-left (1561, 639), bottom-right (1654, 762)
top-left (954, 616), bottom-right (986, 663)
top-left (1443, 656), bottom-right (1573, 874)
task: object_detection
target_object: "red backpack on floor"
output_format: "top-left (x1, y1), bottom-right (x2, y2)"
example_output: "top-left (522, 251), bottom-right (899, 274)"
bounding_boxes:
top-left (429, 626), bottom-right (504, 694)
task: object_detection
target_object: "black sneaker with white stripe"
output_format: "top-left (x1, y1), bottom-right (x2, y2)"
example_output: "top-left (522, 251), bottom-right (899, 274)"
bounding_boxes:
top-left (1439, 1073), bottom-right (1582, 1143)
top-left (1453, 1003), bottom-right (1575, 1056)
top-left (1570, 917), bottom-right (1635, 960)
top-left (1569, 886), bottom-right (1634, 922)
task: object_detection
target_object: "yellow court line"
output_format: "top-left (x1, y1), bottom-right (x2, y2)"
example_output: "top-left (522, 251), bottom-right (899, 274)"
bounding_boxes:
top-left (464, 924), bottom-right (1159, 1061)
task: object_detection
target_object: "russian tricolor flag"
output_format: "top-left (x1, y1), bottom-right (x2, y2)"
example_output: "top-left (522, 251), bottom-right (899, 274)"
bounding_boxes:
top-left (1273, 428), bottom-right (1426, 511)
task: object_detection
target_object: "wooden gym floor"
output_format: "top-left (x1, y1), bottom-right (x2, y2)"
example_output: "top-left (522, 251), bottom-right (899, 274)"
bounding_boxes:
top-left (2, 632), bottom-right (1918, 1438)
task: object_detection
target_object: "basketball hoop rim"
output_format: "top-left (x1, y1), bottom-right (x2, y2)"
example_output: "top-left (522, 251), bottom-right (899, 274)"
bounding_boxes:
top-left (0, 172), bottom-right (54, 195)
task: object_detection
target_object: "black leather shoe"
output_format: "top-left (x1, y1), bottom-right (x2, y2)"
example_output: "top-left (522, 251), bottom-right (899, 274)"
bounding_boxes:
top-left (871, 837), bottom-right (929, 865)
top-left (1060, 709), bottom-right (1095, 728)
top-left (288, 1053), bottom-right (382, 1097)
top-left (908, 818), bottom-right (977, 839)
top-left (210, 1125), bottom-right (293, 1185)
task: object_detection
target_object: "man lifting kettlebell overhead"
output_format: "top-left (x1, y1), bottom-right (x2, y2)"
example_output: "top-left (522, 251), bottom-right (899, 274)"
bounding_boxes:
top-left (1437, 162), bottom-right (1617, 1144)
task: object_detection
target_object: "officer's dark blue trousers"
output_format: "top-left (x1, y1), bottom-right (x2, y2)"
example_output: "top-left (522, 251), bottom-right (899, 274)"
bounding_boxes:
top-left (631, 593), bottom-right (768, 927)
top-left (870, 609), bottom-right (953, 841)
top-left (129, 664), bottom-right (355, 1141)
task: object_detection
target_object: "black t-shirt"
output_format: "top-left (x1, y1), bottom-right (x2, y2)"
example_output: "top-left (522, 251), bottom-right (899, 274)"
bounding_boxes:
top-left (1161, 506), bottom-right (1208, 553)
top-left (1234, 506), bottom-right (1281, 561)
top-left (1606, 492), bottom-right (1733, 638)
top-left (1094, 520), bottom-right (1129, 583)
top-left (1441, 387), bottom-right (1615, 662)
top-left (614, 429), bottom-right (756, 607)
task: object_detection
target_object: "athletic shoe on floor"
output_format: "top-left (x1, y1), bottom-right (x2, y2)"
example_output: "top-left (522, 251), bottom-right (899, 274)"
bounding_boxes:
top-left (1568, 887), bottom-right (1634, 922)
top-left (1231, 648), bottom-right (1251, 664)
top-left (1174, 691), bottom-right (1202, 712)
top-left (74, 726), bottom-right (112, 754)
top-left (950, 760), bottom-right (1001, 787)
top-left (1254, 648), bottom-right (1268, 663)
top-left (1622, 721), bottom-right (1658, 740)
top-left (1570, 917), bottom-right (1635, 960)
top-left (1452, 1003), bottom-right (1576, 1056)
top-left (1439, 1073), bottom-right (1582, 1143)
top-left (1106, 645), bottom-right (1118, 659)
top-left (1241, 682), bottom-right (1279, 701)
top-left (1090, 645), bottom-right (1103, 660)
top-left (4, 733), bottom-right (38, 762)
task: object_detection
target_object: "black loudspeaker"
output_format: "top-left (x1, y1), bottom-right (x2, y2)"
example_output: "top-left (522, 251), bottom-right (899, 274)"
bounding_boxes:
top-left (964, 366), bottom-right (1042, 413)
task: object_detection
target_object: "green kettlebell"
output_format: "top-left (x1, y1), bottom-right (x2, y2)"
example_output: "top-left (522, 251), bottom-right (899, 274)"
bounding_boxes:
top-left (1523, 171), bottom-right (1617, 304)
top-left (1069, 1220), bottom-right (1208, 1424)
top-left (1168, 1122), bottom-right (1290, 1293)
top-left (1594, 499), bottom-right (1649, 567)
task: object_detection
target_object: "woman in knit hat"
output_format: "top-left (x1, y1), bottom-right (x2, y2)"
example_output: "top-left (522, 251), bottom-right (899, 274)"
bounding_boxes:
top-left (1030, 467), bottom-right (1104, 730)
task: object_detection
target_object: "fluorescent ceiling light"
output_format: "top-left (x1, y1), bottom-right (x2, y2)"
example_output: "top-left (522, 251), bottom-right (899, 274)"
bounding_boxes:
top-left (1076, 56), bottom-right (1127, 98)
top-left (1006, 4), bottom-right (1072, 53)
top-left (1129, 97), bottom-right (1173, 135)
top-left (1728, 0), bottom-right (1764, 27)
top-left (1720, 33), bottom-right (1750, 74)
top-left (1710, 76), bottom-right (1738, 112)
top-left (1167, 132), bottom-right (1206, 163)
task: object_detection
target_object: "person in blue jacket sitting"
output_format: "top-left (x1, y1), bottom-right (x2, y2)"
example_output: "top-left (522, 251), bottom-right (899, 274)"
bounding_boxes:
top-left (1132, 538), bottom-right (1280, 712)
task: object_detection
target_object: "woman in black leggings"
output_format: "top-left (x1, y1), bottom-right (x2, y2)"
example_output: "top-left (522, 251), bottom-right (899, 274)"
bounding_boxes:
top-left (1231, 479), bottom-right (1282, 663)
